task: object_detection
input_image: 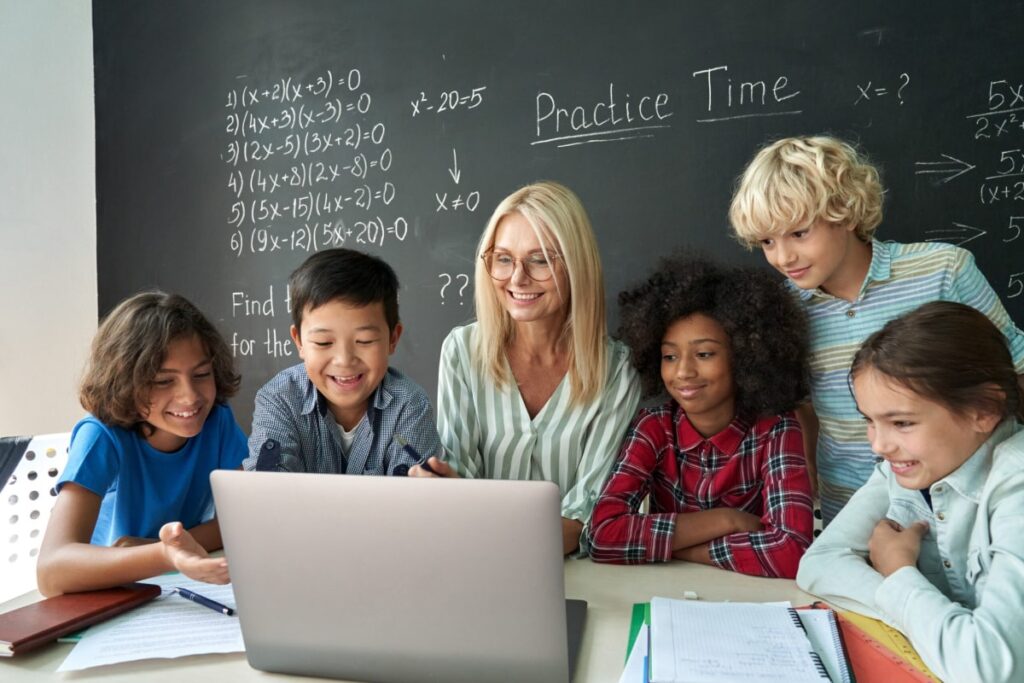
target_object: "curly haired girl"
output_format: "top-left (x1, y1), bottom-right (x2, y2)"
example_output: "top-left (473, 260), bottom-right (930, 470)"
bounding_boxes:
top-left (589, 254), bottom-right (813, 578)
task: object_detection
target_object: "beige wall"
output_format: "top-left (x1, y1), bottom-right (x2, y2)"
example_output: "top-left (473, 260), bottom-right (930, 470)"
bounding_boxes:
top-left (0, 1), bottom-right (96, 436)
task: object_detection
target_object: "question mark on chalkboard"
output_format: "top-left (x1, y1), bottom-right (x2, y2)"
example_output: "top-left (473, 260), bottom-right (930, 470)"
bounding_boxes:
top-left (897, 73), bottom-right (910, 105)
top-left (439, 273), bottom-right (452, 304)
top-left (456, 274), bottom-right (470, 305)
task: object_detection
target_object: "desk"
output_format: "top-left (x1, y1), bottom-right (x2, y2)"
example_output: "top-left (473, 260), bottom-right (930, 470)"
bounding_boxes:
top-left (0, 560), bottom-right (815, 682)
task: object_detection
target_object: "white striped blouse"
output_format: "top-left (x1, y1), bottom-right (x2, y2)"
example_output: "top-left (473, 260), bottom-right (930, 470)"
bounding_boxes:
top-left (437, 323), bottom-right (641, 524)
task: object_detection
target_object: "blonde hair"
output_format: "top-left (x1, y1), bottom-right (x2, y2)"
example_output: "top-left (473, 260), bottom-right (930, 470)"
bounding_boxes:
top-left (472, 181), bottom-right (607, 406)
top-left (729, 136), bottom-right (883, 248)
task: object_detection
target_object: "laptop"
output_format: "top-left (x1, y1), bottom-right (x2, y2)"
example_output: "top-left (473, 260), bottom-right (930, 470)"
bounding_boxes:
top-left (211, 471), bottom-right (586, 683)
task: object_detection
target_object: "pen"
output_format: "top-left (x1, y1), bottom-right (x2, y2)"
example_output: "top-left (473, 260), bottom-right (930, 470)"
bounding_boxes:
top-left (393, 435), bottom-right (444, 477)
top-left (173, 587), bottom-right (235, 616)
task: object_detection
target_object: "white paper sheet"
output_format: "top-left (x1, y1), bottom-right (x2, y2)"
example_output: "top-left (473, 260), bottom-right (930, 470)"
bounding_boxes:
top-left (649, 598), bottom-right (828, 683)
top-left (619, 623), bottom-right (649, 683)
top-left (57, 573), bottom-right (244, 672)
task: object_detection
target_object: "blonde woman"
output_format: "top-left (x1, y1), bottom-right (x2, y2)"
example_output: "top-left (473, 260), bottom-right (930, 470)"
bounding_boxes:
top-left (411, 181), bottom-right (640, 555)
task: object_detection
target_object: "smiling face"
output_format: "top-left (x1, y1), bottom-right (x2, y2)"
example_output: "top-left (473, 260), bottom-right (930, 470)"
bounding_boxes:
top-left (758, 219), bottom-right (866, 298)
top-left (488, 212), bottom-right (570, 328)
top-left (139, 334), bottom-right (217, 452)
top-left (291, 298), bottom-right (401, 431)
top-left (853, 367), bottom-right (997, 489)
top-left (660, 313), bottom-right (736, 438)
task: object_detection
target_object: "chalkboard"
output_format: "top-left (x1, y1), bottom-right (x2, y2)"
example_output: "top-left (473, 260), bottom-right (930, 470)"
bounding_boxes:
top-left (93, 0), bottom-right (1024, 430)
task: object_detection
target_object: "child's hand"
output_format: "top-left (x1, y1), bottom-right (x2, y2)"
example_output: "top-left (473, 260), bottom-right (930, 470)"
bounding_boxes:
top-left (868, 518), bottom-right (928, 577)
top-left (159, 522), bottom-right (230, 584)
top-left (408, 457), bottom-right (459, 478)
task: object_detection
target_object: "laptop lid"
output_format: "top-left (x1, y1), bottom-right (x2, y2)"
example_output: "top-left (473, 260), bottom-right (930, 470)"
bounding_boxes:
top-left (212, 471), bottom-right (572, 683)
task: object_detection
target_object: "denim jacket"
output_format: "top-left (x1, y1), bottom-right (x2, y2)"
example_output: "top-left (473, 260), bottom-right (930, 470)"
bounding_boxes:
top-left (797, 420), bottom-right (1024, 683)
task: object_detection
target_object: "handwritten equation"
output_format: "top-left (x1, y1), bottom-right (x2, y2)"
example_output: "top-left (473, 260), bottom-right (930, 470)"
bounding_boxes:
top-left (221, 68), bottom-right (407, 260)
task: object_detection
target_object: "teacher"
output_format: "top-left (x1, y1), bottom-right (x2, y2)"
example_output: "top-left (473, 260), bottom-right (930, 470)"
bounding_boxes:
top-left (414, 181), bottom-right (640, 555)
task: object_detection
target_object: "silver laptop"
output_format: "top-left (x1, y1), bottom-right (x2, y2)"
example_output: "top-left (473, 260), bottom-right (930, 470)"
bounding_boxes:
top-left (211, 471), bottom-right (585, 683)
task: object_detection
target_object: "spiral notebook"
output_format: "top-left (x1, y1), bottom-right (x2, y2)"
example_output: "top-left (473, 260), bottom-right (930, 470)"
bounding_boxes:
top-left (648, 598), bottom-right (840, 683)
top-left (797, 608), bottom-right (854, 683)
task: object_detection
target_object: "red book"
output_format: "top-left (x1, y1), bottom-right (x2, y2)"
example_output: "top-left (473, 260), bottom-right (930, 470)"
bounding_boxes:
top-left (0, 583), bottom-right (161, 656)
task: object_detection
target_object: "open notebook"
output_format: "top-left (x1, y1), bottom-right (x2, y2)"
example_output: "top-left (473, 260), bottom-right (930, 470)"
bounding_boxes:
top-left (647, 598), bottom-right (847, 683)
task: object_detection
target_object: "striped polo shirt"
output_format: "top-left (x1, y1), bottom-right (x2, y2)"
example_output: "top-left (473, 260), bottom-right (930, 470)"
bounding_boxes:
top-left (436, 323), bottom-right (641, 530)
top-left (792, 240), bottom-right (1024, 523)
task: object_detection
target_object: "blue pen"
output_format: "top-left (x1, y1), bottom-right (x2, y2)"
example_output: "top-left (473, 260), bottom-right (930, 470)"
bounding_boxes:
top-left (173, 587), bottom-right (235, 616)
top-left (393, 435), bottom-right (444, 477)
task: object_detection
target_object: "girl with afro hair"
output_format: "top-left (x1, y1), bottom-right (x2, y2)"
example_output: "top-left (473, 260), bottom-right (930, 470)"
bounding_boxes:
top-left (588, 254), bottom-right (814, 578)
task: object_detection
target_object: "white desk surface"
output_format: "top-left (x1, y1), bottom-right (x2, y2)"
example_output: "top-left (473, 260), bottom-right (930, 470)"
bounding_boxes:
top-left (0, 560), bottom-right (816, 682)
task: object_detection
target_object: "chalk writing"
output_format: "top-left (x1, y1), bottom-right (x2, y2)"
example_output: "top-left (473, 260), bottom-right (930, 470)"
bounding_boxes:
top-left (924, 222), bottom-right (987, 247)
top-left (438, 273), bottom-right (471, 305)
top-left (968, 80), bottom-right (1024, 139)
top-left (533, 83), bottom-right (672, 147)
top-left (435, 192), bottom-right (480, 212)
top-left (410, 86), bottom-right (487, 116)
top-left (914, 153), bottom-right (976, 185)
top-left (692, 65), bottom-right (801, 122)
top-left (1009, 273), bottom-right (1024, 298)
top-left (1004, 217), bottom-right (1024, 243)
top-left (853, 73), bottom-right (911, 105)
top-left (979, 181), bottom-right (1024, 204)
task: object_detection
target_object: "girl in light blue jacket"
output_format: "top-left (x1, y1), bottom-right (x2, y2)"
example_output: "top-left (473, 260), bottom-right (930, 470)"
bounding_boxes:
top-left (797, 301), bottom-right (1024, 683)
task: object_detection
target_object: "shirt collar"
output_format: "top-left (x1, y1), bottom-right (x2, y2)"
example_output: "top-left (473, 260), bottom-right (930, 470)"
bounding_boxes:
top-left (301, 370), bottom-right (322, 416)
top-left (938, 419), bottom-right (1019, 502)
top-left (675, 406), bottom-right (751, 456)
top-left (865, 238), bottom-right (893, 283)
top-left (792, 238), bottom-right (890, 302)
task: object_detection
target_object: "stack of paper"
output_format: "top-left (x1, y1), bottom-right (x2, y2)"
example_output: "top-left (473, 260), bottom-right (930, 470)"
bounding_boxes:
top-left (621, 598), bottom-right (852, 683)
top-left (57, 574), bottom-right (244, 672)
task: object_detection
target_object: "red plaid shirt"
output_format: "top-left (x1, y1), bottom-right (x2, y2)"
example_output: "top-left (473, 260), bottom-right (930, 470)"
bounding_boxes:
top-left (588, 402), bottom-right (813, 578)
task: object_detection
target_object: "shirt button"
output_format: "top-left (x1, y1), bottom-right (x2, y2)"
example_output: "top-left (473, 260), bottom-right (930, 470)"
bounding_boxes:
top-left (846, 309), bottom-right (856, 318)
top-left (936, 512), bottom-right (945, 521)
top-left (943, 560), bottom-right (952, 569)
top-left (934, 486), bottom-right (943, 493)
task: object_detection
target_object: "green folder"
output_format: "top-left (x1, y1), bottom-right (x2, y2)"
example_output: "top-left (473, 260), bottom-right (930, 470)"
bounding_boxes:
top-left (625, 602), bottom-right (651, 664)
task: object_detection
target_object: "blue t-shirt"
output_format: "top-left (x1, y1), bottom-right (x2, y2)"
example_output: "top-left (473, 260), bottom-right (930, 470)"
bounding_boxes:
top-left (57, 402), bottom-right (247, 545)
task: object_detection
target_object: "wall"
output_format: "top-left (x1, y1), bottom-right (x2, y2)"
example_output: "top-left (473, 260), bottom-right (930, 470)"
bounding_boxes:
top-left (0, 1), bottom-right (96, 436)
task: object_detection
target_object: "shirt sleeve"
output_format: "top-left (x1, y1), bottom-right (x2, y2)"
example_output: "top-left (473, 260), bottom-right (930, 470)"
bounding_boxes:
top-left (436, 330), bottom-right (485, 478)
top-left (795, 465), bottom-right (892, 618)
top-left (872, 470), bottom-right (1024, 683)
top-left (56, 420), bottom-right (121, 498)
top-left (387, 392), bottom-right (444, 475)
top-left (588, 412), bottom-right (678, 563)
top-left (945, 247), bottom-right (1024, 373)
top-left (244, 381), bottom-right (307, 472)
top-left (561, 347), bottom-right (642, 525)
top-left (708, 415), bottom-right (814, 578)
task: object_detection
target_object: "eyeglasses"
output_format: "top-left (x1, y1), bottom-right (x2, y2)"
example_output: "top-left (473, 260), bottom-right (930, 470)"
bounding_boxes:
top-left (482, 250), bottom-right (561, 281)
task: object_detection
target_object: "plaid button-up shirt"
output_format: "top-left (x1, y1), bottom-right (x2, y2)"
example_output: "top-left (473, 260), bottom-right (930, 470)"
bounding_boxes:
top-left (589, 402), bottom-right (813, 578)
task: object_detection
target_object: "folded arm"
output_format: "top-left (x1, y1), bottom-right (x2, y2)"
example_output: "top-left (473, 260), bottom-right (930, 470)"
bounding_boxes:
top-left (796, 467), bottom-right (892, 617)
top-left (699, 418), bottom-right (813, 578)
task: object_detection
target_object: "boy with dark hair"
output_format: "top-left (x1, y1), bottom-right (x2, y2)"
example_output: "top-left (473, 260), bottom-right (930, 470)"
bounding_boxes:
top-left (243, 248), bottom-right (441, 474)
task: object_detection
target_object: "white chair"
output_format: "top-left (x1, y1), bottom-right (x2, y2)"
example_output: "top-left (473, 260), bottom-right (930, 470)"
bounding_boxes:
top-left (0, 433), bottom-right (70, 603)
